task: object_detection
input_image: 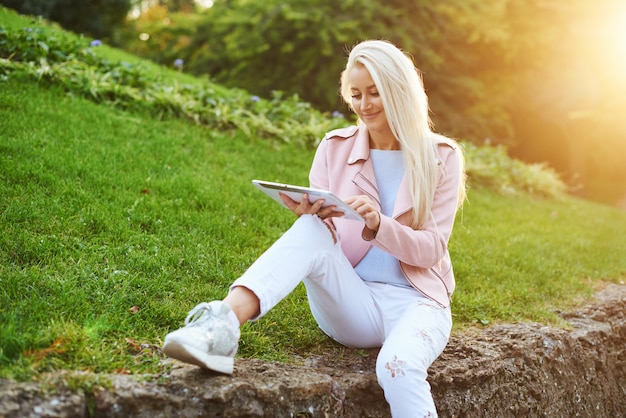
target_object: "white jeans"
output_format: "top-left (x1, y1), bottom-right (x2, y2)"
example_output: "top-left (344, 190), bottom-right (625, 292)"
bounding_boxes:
top-left (231, 215), bottom-right (452, 417)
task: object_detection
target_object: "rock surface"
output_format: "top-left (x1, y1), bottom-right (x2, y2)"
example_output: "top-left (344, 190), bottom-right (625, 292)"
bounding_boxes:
top-left (1, 284), bottom-right (625, 418)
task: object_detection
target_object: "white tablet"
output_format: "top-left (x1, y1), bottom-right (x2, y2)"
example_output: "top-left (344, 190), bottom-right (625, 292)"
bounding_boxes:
top-left (252, 180), bottom-right (363, 221)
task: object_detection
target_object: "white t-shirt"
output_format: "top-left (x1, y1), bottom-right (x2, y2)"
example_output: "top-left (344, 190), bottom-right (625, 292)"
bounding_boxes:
top-left (354, 150), bottom-right (410, 288)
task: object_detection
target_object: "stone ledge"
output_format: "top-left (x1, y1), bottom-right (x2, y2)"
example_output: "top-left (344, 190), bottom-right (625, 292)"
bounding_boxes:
top-left (1, 284), bottom-right (625, 417)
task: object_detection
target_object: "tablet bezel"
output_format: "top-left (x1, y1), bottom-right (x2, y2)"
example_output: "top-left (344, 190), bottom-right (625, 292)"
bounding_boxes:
top-left (252, 180), bottom-right (363, 221)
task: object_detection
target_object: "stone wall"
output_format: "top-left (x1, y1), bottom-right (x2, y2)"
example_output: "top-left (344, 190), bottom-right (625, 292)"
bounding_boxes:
top-left (1, 284), bottom-right (624, 418)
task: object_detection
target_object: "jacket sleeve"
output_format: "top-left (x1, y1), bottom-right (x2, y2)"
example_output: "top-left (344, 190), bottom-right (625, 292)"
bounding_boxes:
top-left (309, 137), bottom-right (330, 191)
top-left (308, 137), bottom-right (344, 234)
top-left (368, 146), bottom-right (463, 268)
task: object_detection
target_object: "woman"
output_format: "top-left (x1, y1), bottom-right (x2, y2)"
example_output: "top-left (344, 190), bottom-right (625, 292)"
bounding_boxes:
top-left (163, 39), bottom-right (466, 417)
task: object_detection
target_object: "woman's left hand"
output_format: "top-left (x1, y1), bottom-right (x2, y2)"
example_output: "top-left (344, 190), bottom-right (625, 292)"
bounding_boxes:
top-left (345, 195), bottom-right (381, 233)
top-left (279, 192), bottom-right (340, 219)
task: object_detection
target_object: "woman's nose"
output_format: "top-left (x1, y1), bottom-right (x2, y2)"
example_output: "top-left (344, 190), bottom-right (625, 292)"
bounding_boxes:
top-left (360, 97), bottom-right (371, 111)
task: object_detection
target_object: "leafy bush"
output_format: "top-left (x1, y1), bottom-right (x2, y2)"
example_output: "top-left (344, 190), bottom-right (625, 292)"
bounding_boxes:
top-left (0, 17), bottom-right (567, 198)
top-left (0, 25), bottom-right (346, 148)
top-left (0, 26), bottom-right (97, 64)
top-left (464, 142), bottom-right (567, 198)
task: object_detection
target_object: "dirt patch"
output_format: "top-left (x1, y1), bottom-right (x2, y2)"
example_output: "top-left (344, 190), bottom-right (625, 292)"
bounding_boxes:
top-left (1, 284), bottom-right (625, 417)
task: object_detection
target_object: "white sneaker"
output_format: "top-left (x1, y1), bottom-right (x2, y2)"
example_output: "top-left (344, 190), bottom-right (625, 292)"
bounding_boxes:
top-left (162, 301), bottom-right (240, 374)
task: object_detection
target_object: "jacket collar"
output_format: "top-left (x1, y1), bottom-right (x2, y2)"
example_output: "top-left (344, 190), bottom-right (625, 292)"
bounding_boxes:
top-left (347, 126), bottom-right (371, 165)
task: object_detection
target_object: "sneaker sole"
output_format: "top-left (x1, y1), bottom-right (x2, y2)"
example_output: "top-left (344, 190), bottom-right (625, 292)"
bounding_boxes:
top-left (162, 339), bottom-right (234, 375)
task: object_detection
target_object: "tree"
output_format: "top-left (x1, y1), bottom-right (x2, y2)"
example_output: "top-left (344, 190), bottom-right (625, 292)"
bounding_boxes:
top-left (156, 0), bottom-right (520, 143)
top-left (0, 0), bottom-right (131, 40)
top-left (178, 0), bottom-right (388, 113)
top-left (167, 0), bottom-right (196, 12)
top-left (49, 0), bottom-right (131, 40)
top-left (0, 0), bottom-right (51, 17)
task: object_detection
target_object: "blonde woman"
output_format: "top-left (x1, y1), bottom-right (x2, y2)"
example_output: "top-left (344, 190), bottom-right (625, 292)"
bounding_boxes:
top-left (163, 39), bottom-right (466, 417)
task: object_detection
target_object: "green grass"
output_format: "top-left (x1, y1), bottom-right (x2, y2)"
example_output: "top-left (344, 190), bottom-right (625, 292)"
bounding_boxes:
top-left (450, 189), bottom-right (626, 326)
top-left (0, 76), bottom-right (315, 378)
top-left (1, 6), bottom-right (626, 381)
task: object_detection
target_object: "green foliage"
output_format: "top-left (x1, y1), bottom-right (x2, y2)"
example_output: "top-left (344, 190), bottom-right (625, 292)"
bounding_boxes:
top-left (0, 0), bottom-right (50, 17)
top-left (464, 142), bottom-right (567, 198)
top-left (0, 0), bottom-right (131, 39)
top-left (122, 0), bottom-right (517, 143)
top-left (0, 23), bottom-right (346, 149)
top-left (167, 0), bottom-right (197, 13)
top-left (123, 0), bottom-right (378, 113)
top-left (49, 0), bottom-right (131, 39)
top-left (0, 15), bottom-right (567, 198)
top-left (0, 26), bottom-right (100, 65)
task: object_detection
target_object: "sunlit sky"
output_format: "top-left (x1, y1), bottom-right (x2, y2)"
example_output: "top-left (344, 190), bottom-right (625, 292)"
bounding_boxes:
top-left (592, 2), bottom-right (626, 60)
top-left (607, 7), bottom-right (626, 69)
top-left (578, 1), bottom-right (626, 91)
top-left (195, 0), bottom-right (214, 7)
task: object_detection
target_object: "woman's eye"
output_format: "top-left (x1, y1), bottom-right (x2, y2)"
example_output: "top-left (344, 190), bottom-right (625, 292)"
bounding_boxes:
top-left (351, 95), bottom-right (361, 99)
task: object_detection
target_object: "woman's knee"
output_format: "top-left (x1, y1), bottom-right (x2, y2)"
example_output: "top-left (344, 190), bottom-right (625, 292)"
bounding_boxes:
top-left (376, 343), bottom-right (429, 386)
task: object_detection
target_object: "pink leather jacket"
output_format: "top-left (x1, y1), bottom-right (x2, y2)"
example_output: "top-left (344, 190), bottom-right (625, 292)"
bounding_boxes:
top-left (309, 125), bottom-right (463, 307)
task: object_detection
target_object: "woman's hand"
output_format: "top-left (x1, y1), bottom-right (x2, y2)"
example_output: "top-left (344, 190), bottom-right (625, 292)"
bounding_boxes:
top-left (345, 195), bottom-right (381, 233)
top-left (279, 193), bottom-right (340, 219)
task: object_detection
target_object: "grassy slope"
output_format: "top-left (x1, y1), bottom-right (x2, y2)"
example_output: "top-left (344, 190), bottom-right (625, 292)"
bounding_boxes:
top-left (451, 189), bottom-right (626, 325)
top-left (1, 8), bottom-right (626, 380)
top-left (0, 77), bottom-right (315, 376)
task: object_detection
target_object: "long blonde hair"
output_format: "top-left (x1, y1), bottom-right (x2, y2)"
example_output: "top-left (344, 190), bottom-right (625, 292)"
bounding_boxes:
top-left (340, 40), bottom-right (466, 229)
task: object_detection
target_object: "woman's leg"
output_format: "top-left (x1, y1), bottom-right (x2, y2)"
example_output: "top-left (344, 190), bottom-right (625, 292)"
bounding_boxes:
top-left (223, 286), bottom-right (260, 325)
top-left (230, 214), bottom-right (385, 347)
top-left (165, 214), bottom-right (392, 374)
top-left (375, 298), bottom-right (452, 418)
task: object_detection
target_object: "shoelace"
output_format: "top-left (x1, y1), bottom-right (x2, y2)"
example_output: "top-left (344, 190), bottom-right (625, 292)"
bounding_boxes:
top-left (184, 302), bottom-right (212, 326)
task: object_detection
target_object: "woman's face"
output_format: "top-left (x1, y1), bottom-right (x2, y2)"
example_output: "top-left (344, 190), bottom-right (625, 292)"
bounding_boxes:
top-left (349, 65), bottom-right (390, 136)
